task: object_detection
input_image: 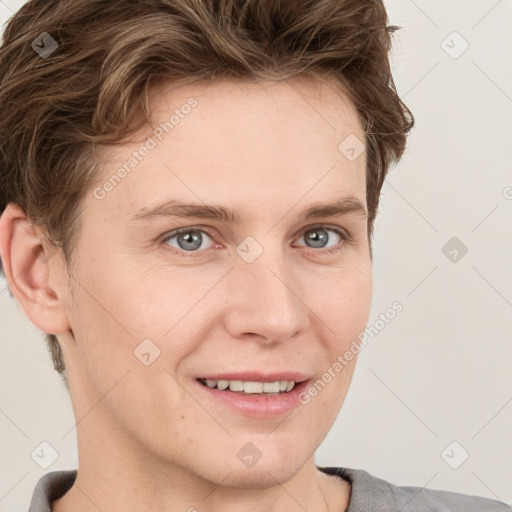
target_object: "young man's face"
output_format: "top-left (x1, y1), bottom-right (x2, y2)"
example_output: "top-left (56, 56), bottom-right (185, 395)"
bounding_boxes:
top-left (51, 77), bottom-right (372, 486)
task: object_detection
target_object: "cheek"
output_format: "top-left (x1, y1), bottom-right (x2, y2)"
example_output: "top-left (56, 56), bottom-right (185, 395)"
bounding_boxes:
top-left (309, 268), bottom-right (370, 409)
top-left (65, 274), bottom-right (150, 390)
top-left (67, 268), bottom-right (206, 409)
top-left (313, 263), bottom-right (373, 341)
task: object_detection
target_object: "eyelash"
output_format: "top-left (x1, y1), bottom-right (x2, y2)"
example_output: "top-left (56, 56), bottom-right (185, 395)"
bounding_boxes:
top-left (160, 224), bottom-right (353, 258)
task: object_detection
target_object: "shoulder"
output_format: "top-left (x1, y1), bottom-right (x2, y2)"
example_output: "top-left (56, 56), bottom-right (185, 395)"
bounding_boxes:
top-left (317, 466), bottom-right (511, 512)
top-left (393, 483), bottom-right (511, 512)
top-left (28, 470), bottom-right (77, 512)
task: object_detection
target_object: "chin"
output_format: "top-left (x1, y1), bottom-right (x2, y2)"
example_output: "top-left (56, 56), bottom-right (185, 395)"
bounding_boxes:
top-left (220, 463), bottom-right (300, 489)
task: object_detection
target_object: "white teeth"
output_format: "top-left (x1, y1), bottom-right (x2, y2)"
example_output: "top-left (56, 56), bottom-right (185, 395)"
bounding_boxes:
top-left (262, 382), bottom-right (279, 393)
top-left (229, 380), bottom-right (244, 392)
top-left (202, 379), bottom-right (297, 393)
top-left (217, 379), bottom-right (229, 390)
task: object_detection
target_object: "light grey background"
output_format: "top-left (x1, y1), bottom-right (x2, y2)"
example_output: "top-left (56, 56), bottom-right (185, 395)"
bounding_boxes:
top-left (1, 1), bottom-right (511, 510)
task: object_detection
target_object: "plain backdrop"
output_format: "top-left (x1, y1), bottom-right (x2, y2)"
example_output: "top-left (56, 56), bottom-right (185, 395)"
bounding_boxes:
top-left (1, 0), bottom-right (511, 510)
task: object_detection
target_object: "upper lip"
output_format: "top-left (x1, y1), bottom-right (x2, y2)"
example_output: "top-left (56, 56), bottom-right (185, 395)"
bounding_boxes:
top-left (197, 371), bottom-right (310, 383)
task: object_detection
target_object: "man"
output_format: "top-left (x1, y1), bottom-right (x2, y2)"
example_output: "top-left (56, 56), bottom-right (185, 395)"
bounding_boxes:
top-left (0, 0), bottom-right (509, 511)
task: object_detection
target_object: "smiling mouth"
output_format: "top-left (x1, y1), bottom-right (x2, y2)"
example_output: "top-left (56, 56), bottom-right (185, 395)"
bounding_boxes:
top-left (197, 378), bottom-right (298, 395)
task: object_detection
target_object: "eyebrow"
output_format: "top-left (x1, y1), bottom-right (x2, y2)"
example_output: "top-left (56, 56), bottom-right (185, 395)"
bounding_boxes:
top-left (129, 196), bottom-right (367, 224)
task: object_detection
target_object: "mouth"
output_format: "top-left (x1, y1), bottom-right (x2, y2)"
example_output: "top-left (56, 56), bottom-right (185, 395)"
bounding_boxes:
top-left (197, 377), bottom-right (302, 396)
top-left (194, 376), bottom-right (311, 418)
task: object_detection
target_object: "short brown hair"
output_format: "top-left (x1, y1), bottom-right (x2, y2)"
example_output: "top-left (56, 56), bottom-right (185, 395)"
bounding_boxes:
top-left (0, 0), bottom-right (414, 389)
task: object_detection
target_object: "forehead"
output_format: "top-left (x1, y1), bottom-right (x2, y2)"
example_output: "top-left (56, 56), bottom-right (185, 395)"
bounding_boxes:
top-left (148, 75), bottom-right (363, 136)
top-left (90, 76), bottom-right (367, 224)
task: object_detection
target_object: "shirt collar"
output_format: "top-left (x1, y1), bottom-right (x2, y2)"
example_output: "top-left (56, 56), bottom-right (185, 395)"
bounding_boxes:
top-left (30, 466), bottom-right (400, 512)
top-left (317, 465), bottom-right (398, 512)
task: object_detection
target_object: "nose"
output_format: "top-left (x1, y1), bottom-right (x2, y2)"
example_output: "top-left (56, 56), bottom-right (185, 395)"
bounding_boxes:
top-left (223, 250), bottom-right (309, 344)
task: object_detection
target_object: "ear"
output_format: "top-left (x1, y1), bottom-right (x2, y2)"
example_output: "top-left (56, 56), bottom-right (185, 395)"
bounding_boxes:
top-left (0, 203), bottom-right (71, 335)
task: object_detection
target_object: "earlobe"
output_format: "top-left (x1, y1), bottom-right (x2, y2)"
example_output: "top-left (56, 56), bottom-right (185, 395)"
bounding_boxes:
top-left (0, 203), bottom-right (71, 335)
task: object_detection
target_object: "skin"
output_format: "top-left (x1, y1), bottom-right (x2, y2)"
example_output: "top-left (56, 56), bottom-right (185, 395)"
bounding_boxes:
top-left (0, 75), bottom-right (372, 512)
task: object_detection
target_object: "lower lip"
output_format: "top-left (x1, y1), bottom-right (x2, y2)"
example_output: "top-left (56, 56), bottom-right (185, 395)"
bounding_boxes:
top-left (195, 379), bottom-right (311, 418)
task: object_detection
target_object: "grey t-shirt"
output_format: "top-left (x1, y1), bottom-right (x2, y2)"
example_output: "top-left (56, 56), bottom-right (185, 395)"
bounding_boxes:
top-left (28, 466), bottom-right (511, 511)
